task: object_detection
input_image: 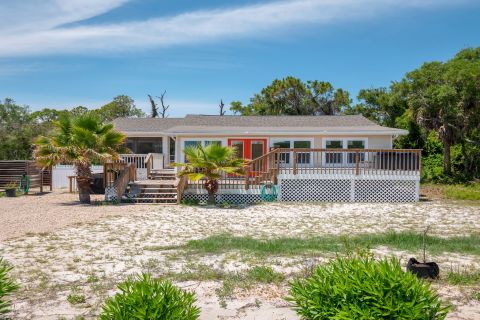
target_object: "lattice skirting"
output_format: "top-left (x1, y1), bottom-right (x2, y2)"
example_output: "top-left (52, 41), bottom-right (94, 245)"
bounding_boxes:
top-left (279, 178), bottom-right (418, 203)
top-left (280, 179), bottom-right (351, 202)
top-left (182, 193), bottom-right (263, 204)
top-left (105, 186), bottom-right (117, 202)
top-left (354, 179), bottom-right (417, 202)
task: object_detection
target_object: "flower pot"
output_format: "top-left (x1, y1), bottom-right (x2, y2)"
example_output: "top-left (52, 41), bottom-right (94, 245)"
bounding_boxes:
top-left (5, 188), bottom-right (16, 197)
top-left (406, 258), bottom-right (439, 279)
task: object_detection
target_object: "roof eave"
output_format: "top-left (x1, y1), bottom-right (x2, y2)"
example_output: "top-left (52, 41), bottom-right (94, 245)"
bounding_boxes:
top-left (121, 129), bottom-right (408, 137)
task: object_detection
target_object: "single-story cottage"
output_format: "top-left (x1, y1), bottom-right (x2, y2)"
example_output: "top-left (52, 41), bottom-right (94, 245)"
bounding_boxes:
top-left (110, 115), bottom-right (421, 203)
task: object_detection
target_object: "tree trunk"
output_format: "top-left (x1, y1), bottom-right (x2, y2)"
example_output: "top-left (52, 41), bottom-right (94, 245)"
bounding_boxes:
top-left (443, 140), bottom-right (451, 175)
top-left (76, 163), bottom-right (92, 204)
top-left (204, 179), bottom-right (218, 205)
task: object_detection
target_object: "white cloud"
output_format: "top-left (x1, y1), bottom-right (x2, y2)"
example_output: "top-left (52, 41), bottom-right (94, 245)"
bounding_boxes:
top-left (0, 0), bottom-right (473, 57)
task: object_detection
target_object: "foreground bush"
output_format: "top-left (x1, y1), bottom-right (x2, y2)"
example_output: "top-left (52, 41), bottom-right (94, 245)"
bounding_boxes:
top-left (100, 273), bottom-right (200, 320)
top-left (0, 258), bottom-right (18, 315)
top-left (287, 255), bottom-right (449, 319)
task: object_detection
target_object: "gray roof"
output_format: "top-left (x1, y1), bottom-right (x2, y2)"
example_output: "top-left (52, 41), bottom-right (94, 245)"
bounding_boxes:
top-left (112, 115), bottom-right (407, 135)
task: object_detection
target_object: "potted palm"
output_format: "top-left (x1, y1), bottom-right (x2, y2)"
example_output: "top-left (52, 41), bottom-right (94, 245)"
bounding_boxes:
top-left (34, 114), bottom-right (127, 204)
top-left (173, 144), bottom-right (245, 205)
top-left (4, 181), bottom-right (17, 197)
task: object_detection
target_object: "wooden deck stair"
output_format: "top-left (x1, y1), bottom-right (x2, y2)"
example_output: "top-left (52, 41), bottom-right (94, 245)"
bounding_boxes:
top-left (122, 169), bottom-right (177, 204)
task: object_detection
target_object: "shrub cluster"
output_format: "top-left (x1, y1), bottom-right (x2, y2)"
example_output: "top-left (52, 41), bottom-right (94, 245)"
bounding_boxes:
top-left (287, 255), bottom-right (449, 319)
top-left (0, 258), bottom-right (18, 315)
top-left (100, 273), bottom-right (200, 320)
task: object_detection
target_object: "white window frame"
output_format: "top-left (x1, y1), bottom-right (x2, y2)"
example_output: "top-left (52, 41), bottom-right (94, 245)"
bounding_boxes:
top-left (180, 138), bottom-right (227, 162)
top-left (269, 138), bottom-right (314, 167)
top-left (322, 137), bottom-right (368, 167)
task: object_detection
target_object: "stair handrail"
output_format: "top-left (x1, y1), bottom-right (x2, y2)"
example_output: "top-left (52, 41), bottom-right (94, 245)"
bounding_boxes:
top-left (175, 174), bottom-right (188, 204)
top-left (244, 148), bottom-right (279, 189)
top-left (112, 163), bottom-right (136, 200)
top-left (145, 153), bottom-right (154, 178)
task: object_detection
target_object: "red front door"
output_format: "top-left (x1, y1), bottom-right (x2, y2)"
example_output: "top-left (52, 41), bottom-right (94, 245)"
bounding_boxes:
top-left (228, 138), bottom-right (267, 160)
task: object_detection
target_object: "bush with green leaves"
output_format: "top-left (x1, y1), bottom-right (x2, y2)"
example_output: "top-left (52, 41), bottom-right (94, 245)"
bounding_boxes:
top-left (100, 273), bottom-right (200, 320)
top-left (0, 258), bottom-right (18, 315)
top-left (287, 255), bottom-right (449, 319)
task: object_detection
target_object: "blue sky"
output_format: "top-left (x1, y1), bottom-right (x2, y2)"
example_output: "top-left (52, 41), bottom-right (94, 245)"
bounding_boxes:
top-left (0, 0), bottom-right (479, 116)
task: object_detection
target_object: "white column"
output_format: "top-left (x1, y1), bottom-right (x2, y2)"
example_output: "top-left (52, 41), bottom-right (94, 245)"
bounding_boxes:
top-left (162, 136), bottom-right (169, 168)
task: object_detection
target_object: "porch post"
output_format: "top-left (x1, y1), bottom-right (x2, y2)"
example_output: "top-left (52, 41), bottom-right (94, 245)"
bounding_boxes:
top-left (162, 136), bottom-right (169, 168)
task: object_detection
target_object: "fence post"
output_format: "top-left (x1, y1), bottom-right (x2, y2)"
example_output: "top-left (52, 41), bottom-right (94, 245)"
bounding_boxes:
top-left (355, 152), bottom-right (360, 175)
top-left (244, 166), bottom-right (250, 190)
top-left (293, 151), bottom-right (297, 175)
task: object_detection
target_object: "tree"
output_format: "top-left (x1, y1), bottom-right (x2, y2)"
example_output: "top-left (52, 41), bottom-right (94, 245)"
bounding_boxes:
top-left (219, 100), bottom-right (226, 116)
top-left (403, 62), bottom-right (461, 175)
top-left (96, 95), bottom-right (145, 122)
top-left (173, 144), bottom-right (245, 205)
top-left (147, 91), bottom-right (170, 118)
top-left (231, 77), bottom-right (350, 116)
top-left (69, 106), bottom-right (89, 118)
top-left (343, 87), bottom-right (407, 127)
top-left (148, 94), bottom-right (159, 118)
top-left (308, 80), bottom-right (351, 115)
top-left (34, 114), bottom-right (127, 203)
top-left (230, 101), bottom-right (252, 115)
top-left (0, 98), bottom-right (44, 160)
top-left (159, 91), bottom-right (170, 118)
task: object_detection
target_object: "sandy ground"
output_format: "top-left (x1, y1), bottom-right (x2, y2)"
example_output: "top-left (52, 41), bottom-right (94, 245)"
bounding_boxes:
top-left (0, 190), bottom-right (479, 319)
top-left (0, 191), bottom-right (153, 241)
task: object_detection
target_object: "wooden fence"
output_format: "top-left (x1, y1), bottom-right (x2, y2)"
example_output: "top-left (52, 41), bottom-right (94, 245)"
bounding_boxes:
top-left (0, 160), bottom-right (52, 192)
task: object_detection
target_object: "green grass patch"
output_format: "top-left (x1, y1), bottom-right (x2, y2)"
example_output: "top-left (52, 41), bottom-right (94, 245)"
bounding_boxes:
top-left (446, 270), bottom-right (480, 285)
top-left (246, 266), bottom-right (285, 284)
top-left (473, 291), bottom-right (480, 301)
top-left (422, 182), bottom-right (480, 200)
top-left (180, 232), bottom-right (480, 257)
top-left (67, 293), bottom-right (86, 305)
top-left (444, 183), bottom-right (480, 200)
top-left (163, 264), bottom-right (284, 308)
top-left (165, 263), bottom-right (225, 282)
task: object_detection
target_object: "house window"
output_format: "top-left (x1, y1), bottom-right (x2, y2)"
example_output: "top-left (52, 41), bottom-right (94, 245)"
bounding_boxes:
top-left (272, 141), bottom-right (290, 164)
top-left (270, 139), bottom-right (313, 165)
top-left (230, 141), bottom-right (244, 159)
top-left (184, 141), bottom-right (201, 149)
top-left (294, 141), bottom-right (311, 164)
top-left (204, 140), bottom-right (222, 147)
top-left (325, 140), bottom-right (343, 164)
top-left (251, 141), bottom-right (264, 160)
top-left (347, 140), bottom-right (366, 164)
top-left (323, 138), bottom-right (368, 165)
top-left (137, 140), bottom-right (162, 154)
top-left (182, 139), bottom-right (226, 162)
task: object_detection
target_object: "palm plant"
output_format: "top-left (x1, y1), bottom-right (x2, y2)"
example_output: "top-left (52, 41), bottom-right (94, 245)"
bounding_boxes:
top-left (34, 114), bottom-right (127, 204)
top-left (173, 144), bottom-right (245, 205)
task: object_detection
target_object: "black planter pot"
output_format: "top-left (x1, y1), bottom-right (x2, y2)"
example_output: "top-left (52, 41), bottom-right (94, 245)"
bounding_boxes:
top-left (406, 258), bottom-right (439, 279)
top-left (5, 188), bottom-right (16, 197)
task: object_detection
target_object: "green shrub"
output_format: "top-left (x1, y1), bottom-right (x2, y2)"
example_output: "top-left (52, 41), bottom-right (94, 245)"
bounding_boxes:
top-left (0, 258), bottom-right (18, 315)
top-left (67, 293), bottom-right (86, 305)
top-left (100, 273), bottom-right (200, 320)
top-left (287, 255), bottom-right (449, 319)
top-left (181, 198), bottom-right (200, 206)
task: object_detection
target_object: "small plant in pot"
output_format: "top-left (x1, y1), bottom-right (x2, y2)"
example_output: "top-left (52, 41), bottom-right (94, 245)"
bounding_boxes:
top-left (406, 226), bottom-right (440, 279)
top-left (4, 181), bottom-right (18, 197)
